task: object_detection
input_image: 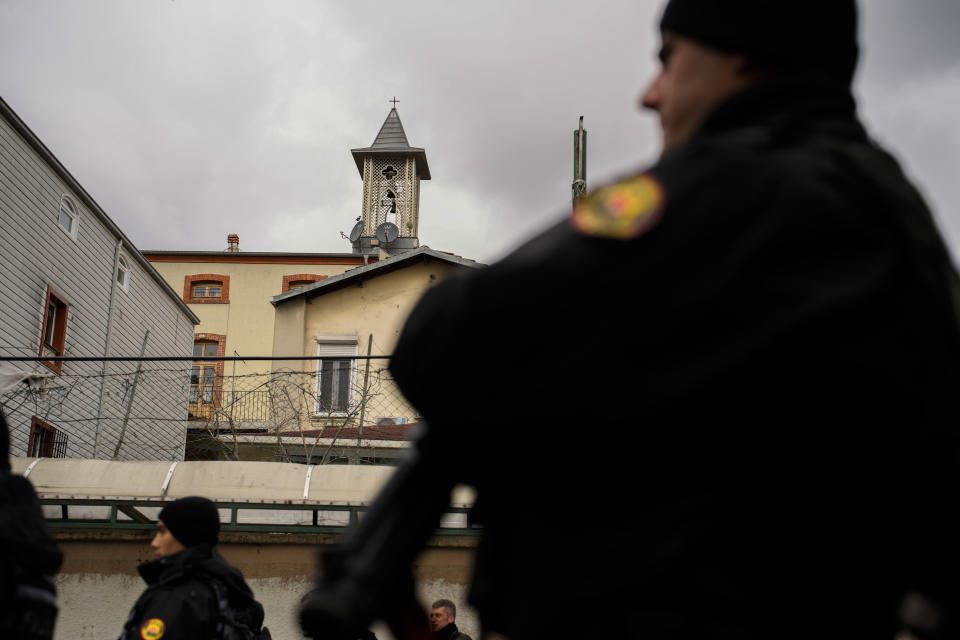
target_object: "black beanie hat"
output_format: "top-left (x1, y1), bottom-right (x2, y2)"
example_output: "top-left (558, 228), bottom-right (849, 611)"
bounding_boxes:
top-left (159, 496), bottom-right (220, 547)
top-left (659, 0), bottom-right (859, 86)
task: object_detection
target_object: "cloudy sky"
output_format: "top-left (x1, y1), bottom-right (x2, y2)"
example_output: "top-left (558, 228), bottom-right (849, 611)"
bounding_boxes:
top-left (2, 0), bottom-right (959, 264)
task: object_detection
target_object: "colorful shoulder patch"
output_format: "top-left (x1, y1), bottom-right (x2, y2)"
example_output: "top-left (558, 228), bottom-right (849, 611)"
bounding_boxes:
top-left (570, 173), bottom-right (665, 240)
top-left (140, 618), bottom-right (166, 640)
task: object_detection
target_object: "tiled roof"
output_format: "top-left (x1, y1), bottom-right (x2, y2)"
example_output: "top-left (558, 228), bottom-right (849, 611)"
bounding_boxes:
top-left (270, 246), bottom-right (481, 305)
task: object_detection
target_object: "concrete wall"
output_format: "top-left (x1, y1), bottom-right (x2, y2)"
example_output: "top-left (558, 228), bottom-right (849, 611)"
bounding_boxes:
top-left (52, 533), bottom-right (478, 640)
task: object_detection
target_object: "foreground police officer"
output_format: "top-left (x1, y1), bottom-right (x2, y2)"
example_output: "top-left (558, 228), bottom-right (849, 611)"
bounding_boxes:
top-left (0, 408), bottom-right (62, 640)
top-left (120, 497), bottom-right (269, 640)
top-left (301, 1), bottom-right (960, 638)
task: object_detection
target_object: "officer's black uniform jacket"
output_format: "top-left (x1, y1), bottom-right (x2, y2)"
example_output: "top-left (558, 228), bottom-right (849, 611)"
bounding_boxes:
top-left (119, 544), bottom-right (263, 640)
top-left (0, 411), bottom-right (62, 640)
top-left (320, 75), bottom-right (960, 640)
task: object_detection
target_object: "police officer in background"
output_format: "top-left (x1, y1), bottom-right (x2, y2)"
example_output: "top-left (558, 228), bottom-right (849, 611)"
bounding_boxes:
top-left (429, 600), bottom-right (471, 640)
top-left (301, 1), bottom-right (960, 638)
top-left (120, 496), bottom-right (269, 640)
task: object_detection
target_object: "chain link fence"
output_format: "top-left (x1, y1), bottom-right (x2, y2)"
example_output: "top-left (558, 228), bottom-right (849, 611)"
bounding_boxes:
top-left (1, 357), bottom-right (415, 464)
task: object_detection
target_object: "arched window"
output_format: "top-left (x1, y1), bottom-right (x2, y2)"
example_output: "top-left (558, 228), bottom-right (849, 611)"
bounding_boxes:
top-left (381, 190), bottom-right (397, 225)
top-left (116, 255), bottom-right (131, 291)
top-left (58, 196), bottom-right (79, 239)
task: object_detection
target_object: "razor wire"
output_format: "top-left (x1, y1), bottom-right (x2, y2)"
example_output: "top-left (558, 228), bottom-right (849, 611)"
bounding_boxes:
top-left (1, 357), bottom-right (415, 465)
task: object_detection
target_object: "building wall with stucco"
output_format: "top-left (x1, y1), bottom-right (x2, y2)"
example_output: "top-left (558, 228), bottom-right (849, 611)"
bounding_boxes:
top-left (279, 259), bottom-right (464, 362)
top-left (144, 252), bottom-right (372, 379)
top-left (144, 248), bottom-right (477, 459)
top-left (271, 256), bottom-right (470, 429)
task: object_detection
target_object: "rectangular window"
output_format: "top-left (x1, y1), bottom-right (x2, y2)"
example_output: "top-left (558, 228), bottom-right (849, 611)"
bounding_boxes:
top-left (318, 359), bottom-right (352, 412)
top-left (44, 301), bottom-right (57, 347)
top-left (189, 342), bottom-right (220, 419)
top-left (58, 208), bottom-right (74, 233)
top-left (192, 284), bottom-right (223, 299)
top-left (39, 286), bottom-right (69, 374)
top-left (315, 336), bottom-right (358, 415)
top-left (28, 417), bottom-right (67, 458)
top-left (184, 275), bottom-right (229, 304)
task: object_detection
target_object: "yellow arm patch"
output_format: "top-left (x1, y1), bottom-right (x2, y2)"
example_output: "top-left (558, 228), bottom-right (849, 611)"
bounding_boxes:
top-left (140, 618), bottom-right (166, 640)
top-left (570, 174), bottom-right (665, 239)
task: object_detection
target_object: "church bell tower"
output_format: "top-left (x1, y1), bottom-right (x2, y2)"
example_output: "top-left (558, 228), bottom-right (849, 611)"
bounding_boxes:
top-left (349, 104), bottom-right (431, 256)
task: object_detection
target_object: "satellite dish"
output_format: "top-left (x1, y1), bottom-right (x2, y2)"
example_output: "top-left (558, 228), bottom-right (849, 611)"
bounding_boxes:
top-left (375, 222), bottom-right (400, 245)
top-left (348, 220), bottom-right (364, 243)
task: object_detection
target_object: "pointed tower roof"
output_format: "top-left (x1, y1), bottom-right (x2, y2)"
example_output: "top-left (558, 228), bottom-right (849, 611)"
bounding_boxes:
top-left (351, 108), bottom-right (431, 179)
top-left (369, 108), bottom-right (411, 148)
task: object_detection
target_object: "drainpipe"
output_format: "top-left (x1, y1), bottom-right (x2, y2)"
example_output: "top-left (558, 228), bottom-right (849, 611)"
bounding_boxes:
top-left (94, 238), bottom-right (123, 458)
top-left (113, 330), bottom-right (149, 459)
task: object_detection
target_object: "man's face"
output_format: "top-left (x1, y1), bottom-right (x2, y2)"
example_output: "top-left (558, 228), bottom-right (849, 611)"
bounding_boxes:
top-left (150, 520), bottom-right (186, 558)
top-left (429, 607), bottom-right (454, 632)
top-left (641, 32), bottom-right (758, 154)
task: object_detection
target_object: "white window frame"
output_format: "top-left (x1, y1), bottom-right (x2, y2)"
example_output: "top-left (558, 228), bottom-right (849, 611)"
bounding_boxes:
top-left (57, 195), bottom-right (79, 240)
top-left (116, 254), bottom-right (131, 292)
top-left (314, 335), bottom-right (358, 417)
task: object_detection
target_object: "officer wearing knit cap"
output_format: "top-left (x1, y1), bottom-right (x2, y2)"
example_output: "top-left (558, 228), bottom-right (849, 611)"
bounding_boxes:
top-left (120, 497), bottom-right (270, 639)
top-left (658, 0), bottom-right (858, 85)
top-left (155, 496), bottom-right (220, 550)
top-left (301, 2), bottom-right (960, 639)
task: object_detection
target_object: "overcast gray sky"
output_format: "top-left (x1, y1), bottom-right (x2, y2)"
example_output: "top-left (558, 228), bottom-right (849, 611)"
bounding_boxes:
top-left (2, 0), bottom-right (959, 264)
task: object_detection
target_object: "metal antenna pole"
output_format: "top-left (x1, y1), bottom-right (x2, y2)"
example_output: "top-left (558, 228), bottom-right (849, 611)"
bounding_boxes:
top-left (572, 116), bottom-right (587, 205)
top-left (356, 334), bottom-right (374, 463)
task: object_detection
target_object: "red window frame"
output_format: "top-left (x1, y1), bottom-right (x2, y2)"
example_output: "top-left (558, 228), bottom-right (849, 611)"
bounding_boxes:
top-left (189, 334), bottom-right (226, 420)
top-left (28, 416), bottom-right (67, 458)
top-left (39, 285), bottom-right (69, 374)
top-left (183, 274), bottom-right (230, 304)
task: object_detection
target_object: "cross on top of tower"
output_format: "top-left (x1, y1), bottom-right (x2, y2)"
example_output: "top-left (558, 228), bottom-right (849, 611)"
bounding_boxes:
top-left (390, 96), bottom-right (400, 108)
